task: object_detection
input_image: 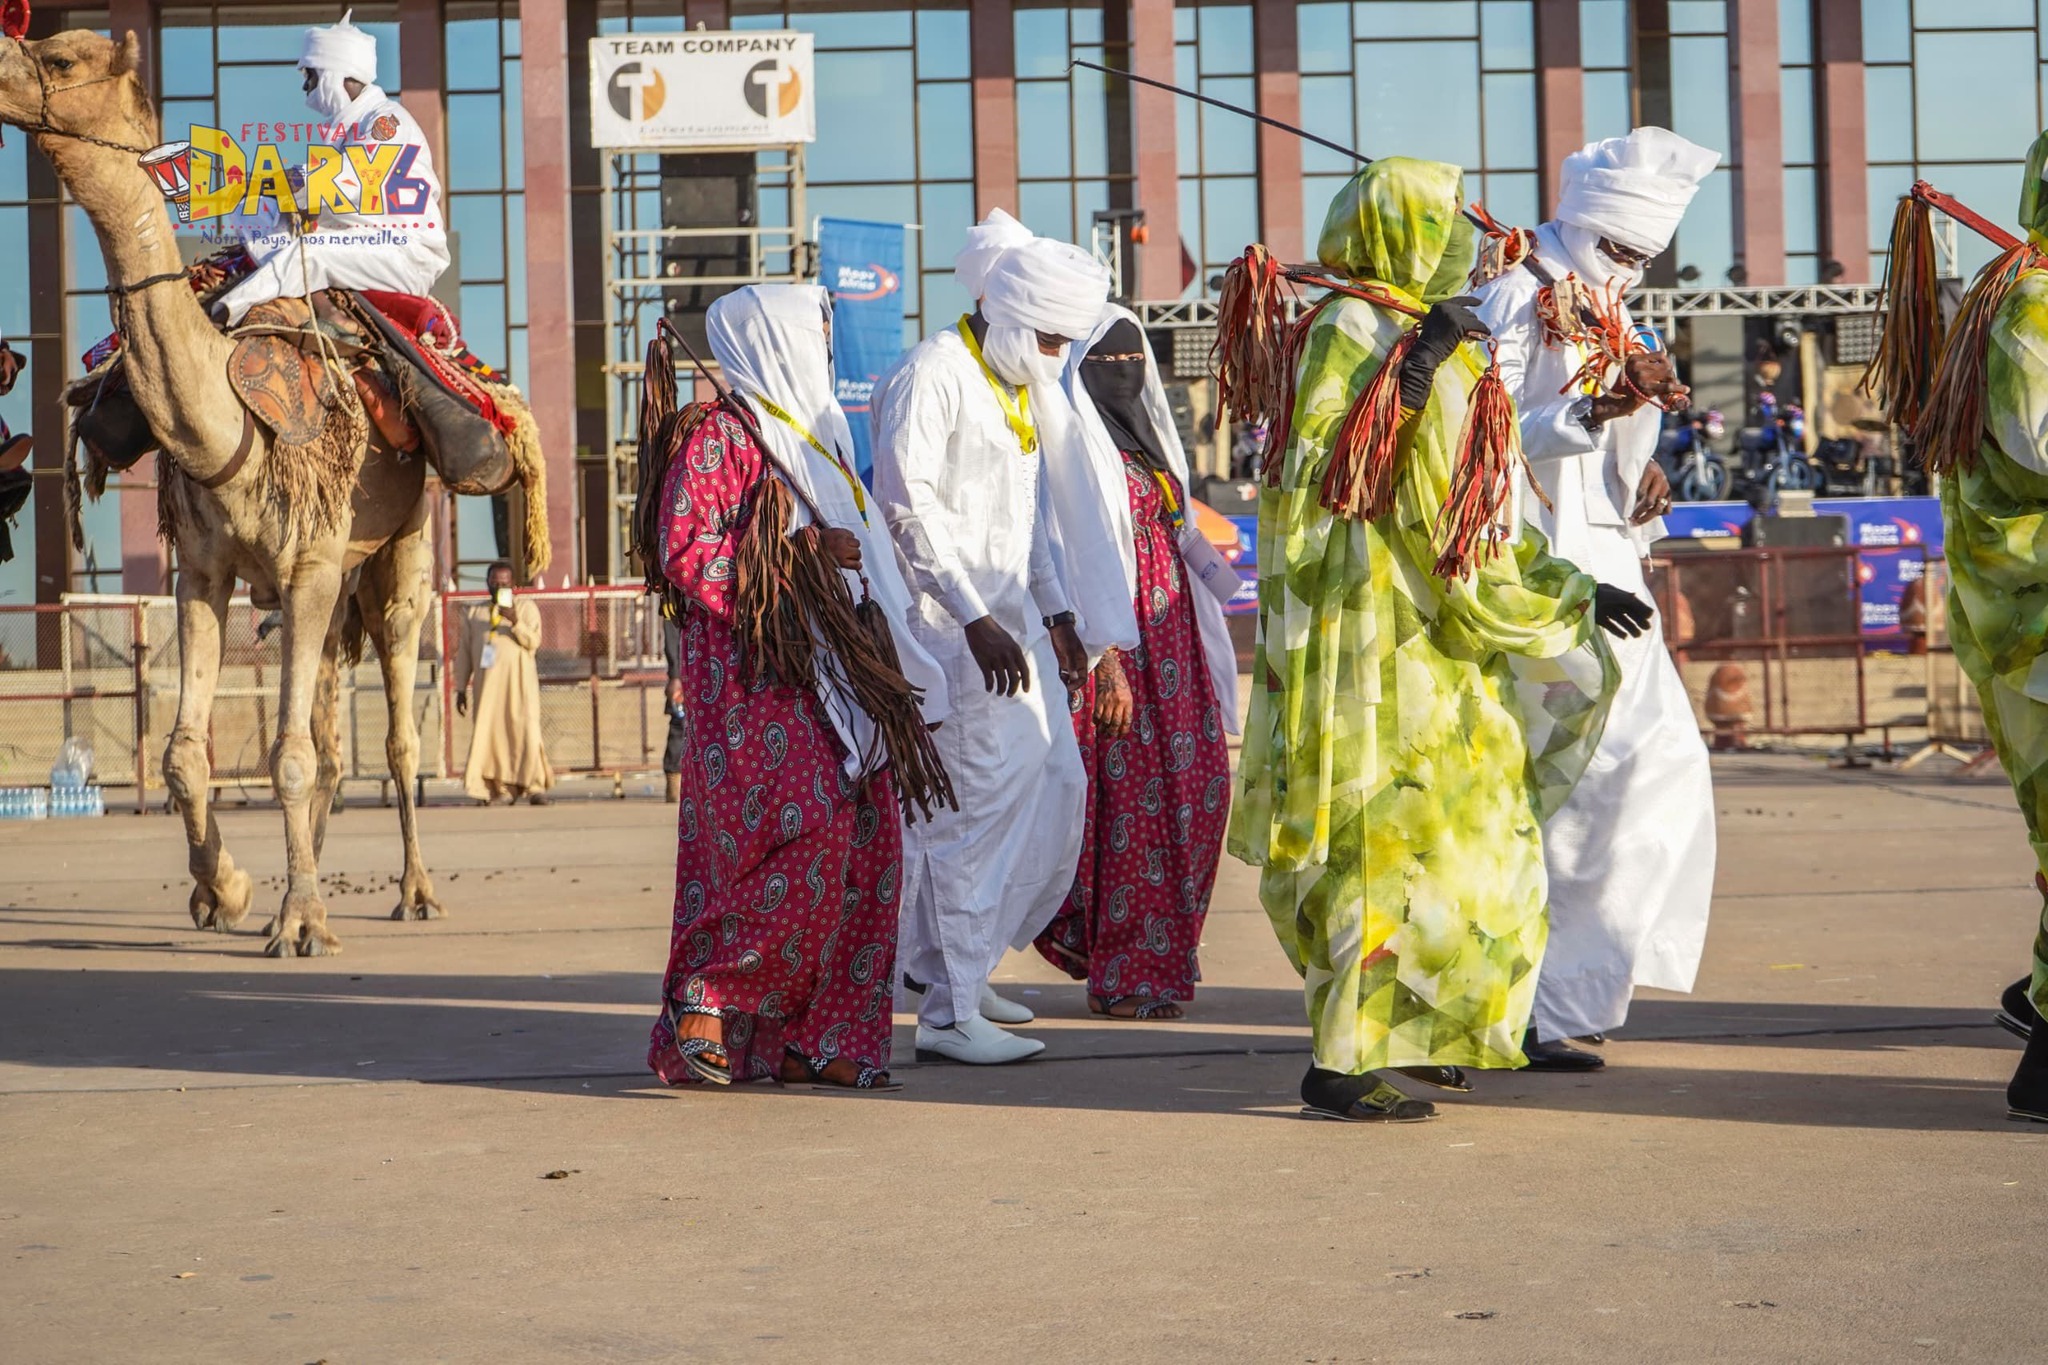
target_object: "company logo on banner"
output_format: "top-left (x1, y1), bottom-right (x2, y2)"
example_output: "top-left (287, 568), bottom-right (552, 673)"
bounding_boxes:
top-left (588, 33), bottom-right (815, 148)
top-left (817, 218), bottom-right (909, 482)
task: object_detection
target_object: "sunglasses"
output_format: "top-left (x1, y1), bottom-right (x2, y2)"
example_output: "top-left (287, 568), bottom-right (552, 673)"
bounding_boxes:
top-left (1599, 238), bottom-right (1655, 268)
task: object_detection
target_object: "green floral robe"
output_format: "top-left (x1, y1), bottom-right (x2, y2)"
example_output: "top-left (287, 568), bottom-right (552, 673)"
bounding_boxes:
top-left (1939, 132), bottom-right (2048, 1015)
top-left (1229, 159), bottom-right (1619, 1073)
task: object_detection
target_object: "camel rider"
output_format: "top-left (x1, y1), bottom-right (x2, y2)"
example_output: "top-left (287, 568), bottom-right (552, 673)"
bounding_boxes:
top-left (212, 10), bottom-right (450, 326)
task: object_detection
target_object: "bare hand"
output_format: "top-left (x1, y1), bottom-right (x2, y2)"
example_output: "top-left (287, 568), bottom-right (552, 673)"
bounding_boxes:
top-left (665, 678), bottom-right (684, 709)
top-left (1092, 652), bottom-right (1133, 737)
top-left (1631, 461), bottom-right (1673, 525)
top-left (818, 527), bottom-right (863, 572)
top-left (455, 689), bottom-right (469, 718)
top-left (964, 615), bottom-right (1030, 696)
top-left (1050, 621), bottom-right (1088, 697)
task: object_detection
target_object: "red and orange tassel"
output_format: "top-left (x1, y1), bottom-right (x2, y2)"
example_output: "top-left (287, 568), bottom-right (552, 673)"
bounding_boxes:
top-left (1318, 330), bottom-right (1418, 522)
top-left (1917, 238), bottom-right (2042, 475)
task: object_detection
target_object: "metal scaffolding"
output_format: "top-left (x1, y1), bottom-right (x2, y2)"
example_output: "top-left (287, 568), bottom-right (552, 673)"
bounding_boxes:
top-left (598, 145), bottom-right (809, 583)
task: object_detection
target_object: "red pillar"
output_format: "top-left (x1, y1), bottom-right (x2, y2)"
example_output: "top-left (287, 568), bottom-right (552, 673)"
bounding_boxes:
top-left (970, 0), bottom-right (1017, 216)
top-left (1252, 0), bottom-right (1302, 262)
top-left (110, 0), bottom-right (166, 594)
top-left (1814, 0), bottom-right (1868, 282)
top-left (520, 0), bottom-right (578, 580)
top-left (1131, 0), bottom-right (1180, 299)
top-left (397, 0), bottom-right (448, 173)
top-left (1533, 0), bottom-right (1583, 220)
top-left (1730, 0), bottom-right (1786, 285)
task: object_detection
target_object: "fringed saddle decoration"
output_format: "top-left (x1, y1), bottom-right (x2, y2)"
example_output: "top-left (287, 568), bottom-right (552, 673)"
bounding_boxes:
top-left (632, 322), bottom-right (956, 823)
top-left (1862, 182), bottom-right (2044, 475)
top-left (1467, 202), bottom-right (1536, 288)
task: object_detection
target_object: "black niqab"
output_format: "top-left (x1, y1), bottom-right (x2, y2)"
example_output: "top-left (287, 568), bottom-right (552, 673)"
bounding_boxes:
top-left (1079, 319), bottom-right (1171, 473)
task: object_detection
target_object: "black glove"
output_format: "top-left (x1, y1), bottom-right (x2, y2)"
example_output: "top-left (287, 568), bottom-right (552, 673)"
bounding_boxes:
top-left (1593, 583), bottom-right (1655, 639)
top-left (1399, 295), bottom-right (1489, 411)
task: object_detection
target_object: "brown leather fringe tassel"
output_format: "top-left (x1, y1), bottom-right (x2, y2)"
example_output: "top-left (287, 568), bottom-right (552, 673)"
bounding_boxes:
top-left (1861, 194), bottom-right (1942, 432)
top-left (1318, 329), bottom-right (1418, 521)
top-left (1213, 246), bottom-right (1299, 483)
top-left (731, 472), bottom-right (956, 822)
top-left (1916, 239), bottom-right (2041, 475)
top-left (1433, 360), bottom-right (1531, 581)
top-left (631, 332), bottom-right (698, 623)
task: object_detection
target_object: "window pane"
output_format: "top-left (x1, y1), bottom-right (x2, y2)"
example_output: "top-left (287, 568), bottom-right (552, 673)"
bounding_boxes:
top-left (0, 208), bottom-right (24, 336)
top-left (1073, 67), bottom-right (1111, 178)
top-left (916, 8), bottom-right (971, 81)
top-left (1299, 3), bottom-right (1353, 72)
top-left (1199, 6), bottom-right (1255, 75)
top-left (1784, 166), bottom-right (1817, 257)
top-left (1868, 163), bottom-right (1916, 253)
top-left (215, 22), bottom-right (307, 63)
top-left (921, 182), bottom-right (975, 275)
top-left (805, 10), bottom-right (913, 48)
top-left (918, 82), bottom-right (974, 182)
top-left (1016, 81), bottom-right (1074, 179)
top-left (1913, 0), bottom-right (2032, 26)
top-left (1479, 169), bottom-right (1538, 229)
top-left (1922, 161), bottom-right (2027, 273)
top-left (1355, 0), bottom-right (1478, 39)
top-left (158, 24), bottom-right (214, 98)
top-left (1356, 40), bottom-right (1481, 169)
top-left (1203, 176), bottom-right (1259, 273)
top-left (1864, 65), bottom-right (1912, 164)
top-left (452, 195), bottom-right (506, 281)
top-left (1668, 1), bottom-right (1726, 36)
top-left (1581, 0), bottom-right (1629, 67)
top-left (1779, 0), bottom-right (1812, 64)
top-left (810, 182), bottom-right (917, 230)
top-left (1669, 36), bottom-right (1731, 154)
top-left (1483, 71), bottom-right (1537, 169)
top-left (1915, 31), bottom-right (2036, 163)
top-left (445, 17), bottom-right (502, 92)
top-left (1300, 74), bottom-right (1356, 174)
top-left (1584, 70), bottom-right (1633, 142)
top-left (1861, 0), bottom-right (1910, 63)
top-left (1672, 169), bottom-right (1733, 283)
top-left (1781, 67), bottom-right (1814, 166)
top-left (447, 92), bottom-right (506, 191)
top-left (814, 51), bottom-right (915, 182)
top-left (1018, 180), bottom-right (1073, 241)
top-left (1199, 77), bottom-right (1258, 176)
top-left (1480, 0), bottom-right (1535, 69)
top-left (1304, 173), bottom-right (1352, 248)
top-left (1015, 9), bottom-right (1070, 79)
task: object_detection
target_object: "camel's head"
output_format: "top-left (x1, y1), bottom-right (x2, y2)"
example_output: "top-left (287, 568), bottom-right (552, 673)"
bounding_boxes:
top-left (0, 30), bottom-right (154, 149)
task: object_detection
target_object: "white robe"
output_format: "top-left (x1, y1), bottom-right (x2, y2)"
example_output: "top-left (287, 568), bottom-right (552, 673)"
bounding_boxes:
top-left (871, 327), bottom-right (1088, 1029)
top-left (217, 84), bottom-right (452, 324)
top-left (1473, 223), bottom-right (1717, 1042)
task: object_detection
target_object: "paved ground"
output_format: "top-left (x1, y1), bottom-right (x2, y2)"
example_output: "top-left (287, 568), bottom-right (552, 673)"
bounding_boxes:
top-left (2, 753), bottom-right (2044, 1363)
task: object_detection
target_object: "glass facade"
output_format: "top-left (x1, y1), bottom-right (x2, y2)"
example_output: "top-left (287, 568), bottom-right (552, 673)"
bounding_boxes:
top-left (1177, 2), bottom-right (1256, 296)
top-left (1015, 5), bottom-right (1115, 285)
top-left (1864, 0), bottom-right (2046, 277)
top-left (1299, 0), bottom-right (1540, 266)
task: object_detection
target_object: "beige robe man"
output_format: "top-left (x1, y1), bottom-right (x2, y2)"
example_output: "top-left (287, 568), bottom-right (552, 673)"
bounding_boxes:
top-left (454, 595), bottom-right (553, 803)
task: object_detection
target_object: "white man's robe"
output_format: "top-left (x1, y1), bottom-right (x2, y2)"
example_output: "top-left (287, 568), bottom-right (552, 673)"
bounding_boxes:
top-left (1473, 222), bottom-right (1717, 1043)
top-left (871, 326), bottom-right (1087, 1030)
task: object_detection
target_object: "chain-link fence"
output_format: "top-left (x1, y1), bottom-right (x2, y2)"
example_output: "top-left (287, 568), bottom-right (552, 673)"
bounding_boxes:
top-left (0, 587), bottom-right (673, 807)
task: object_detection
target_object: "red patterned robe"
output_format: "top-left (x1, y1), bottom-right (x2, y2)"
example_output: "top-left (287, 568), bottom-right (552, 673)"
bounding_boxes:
top-left (646, 409), bottom-right (902, 1085)
top-left (1035, 451), bottom-right (1231, 1003)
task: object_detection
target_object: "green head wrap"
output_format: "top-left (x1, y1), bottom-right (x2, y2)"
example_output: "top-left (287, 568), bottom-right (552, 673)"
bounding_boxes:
top-left (1314, 158), bottom-right (1468, 305)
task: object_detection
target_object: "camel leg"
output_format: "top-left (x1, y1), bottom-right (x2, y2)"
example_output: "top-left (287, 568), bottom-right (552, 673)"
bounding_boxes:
top-left (265, 563), bottom-right (346, 959)
top-left (359, 514), bottom-right (444, 922)
top-left (308, 614), bottom-right (345, 862)
top-left (164, 569), bottom-right (255, 932)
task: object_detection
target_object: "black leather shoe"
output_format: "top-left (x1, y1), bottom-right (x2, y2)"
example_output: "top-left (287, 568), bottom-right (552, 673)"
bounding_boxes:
top-left (2009, 1022), bottom-right (2048, 1122)
top-left (1521, 1030), bottom-right (1606, 1072)
top-left (1997, 977), bottom-right (2039, 1042)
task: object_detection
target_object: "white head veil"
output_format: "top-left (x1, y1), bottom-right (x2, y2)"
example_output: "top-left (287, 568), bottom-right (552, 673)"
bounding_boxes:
top-left (1555, 126), bottom-right (1721, 277)
top-left (302, 9), bottom-right (378, 116)
top-left (954, 208), bottom-right (1033, 301)
top-left (1062, 305), bottom-right (1241, 732)
top-left (705, 285), bottom-right (952, 747)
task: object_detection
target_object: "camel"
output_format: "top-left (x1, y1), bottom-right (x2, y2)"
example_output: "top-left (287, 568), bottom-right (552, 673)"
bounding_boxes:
top-left (0, 30), bottom-right (525, 955)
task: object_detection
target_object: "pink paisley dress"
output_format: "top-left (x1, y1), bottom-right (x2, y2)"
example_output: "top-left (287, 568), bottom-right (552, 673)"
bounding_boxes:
top-left (646, 409), bottom-right (902, 1086)
top-left (1035, 450), bottom-right (1231, 1005)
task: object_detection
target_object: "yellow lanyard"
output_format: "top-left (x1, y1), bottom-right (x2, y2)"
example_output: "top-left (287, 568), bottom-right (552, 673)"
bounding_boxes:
top-left (957, 314), bottom-right (1039, 456)
top-left (1148, 467), bottom-right (1186, 532)
top-left (752, 393), bottom-right (866, 516)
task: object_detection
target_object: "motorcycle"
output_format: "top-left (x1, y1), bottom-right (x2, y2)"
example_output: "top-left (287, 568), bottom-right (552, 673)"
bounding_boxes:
top-left (1657, 407), bottom-right (1731, 502)
top-left (1735, 392), bottom-right (1823, 505)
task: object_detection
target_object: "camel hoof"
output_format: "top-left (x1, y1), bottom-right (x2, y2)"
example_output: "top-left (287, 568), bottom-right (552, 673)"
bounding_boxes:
top-left (189, 865), bottom-right (255, 932)
top-left (389, 899), bottom-right (447, 922)
top-left (264, 926), bottom-right (342, 958)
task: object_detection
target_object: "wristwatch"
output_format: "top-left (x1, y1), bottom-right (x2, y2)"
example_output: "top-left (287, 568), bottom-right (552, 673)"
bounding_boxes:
top-left (1570, 394), bottom-right (1602, 435)
top-left (1043, 610), bottom-right (1077, 630)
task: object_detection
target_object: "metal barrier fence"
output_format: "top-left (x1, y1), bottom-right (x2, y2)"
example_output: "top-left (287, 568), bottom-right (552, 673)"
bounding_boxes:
top-left (0, 587), bottom-right (673, 806)
top-left (1647, 544), bottom-right (1876, 743)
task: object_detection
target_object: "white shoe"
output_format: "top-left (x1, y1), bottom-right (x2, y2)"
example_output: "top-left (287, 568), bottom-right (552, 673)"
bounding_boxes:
top-left (979, 984), bottom-right (1035, 1025)
top-left (915, 1014), bottom-right (1045, 1065)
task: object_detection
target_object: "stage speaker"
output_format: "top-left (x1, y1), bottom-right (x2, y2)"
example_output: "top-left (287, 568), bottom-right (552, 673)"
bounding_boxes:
top-left (1743, 513), bottom-right (1849, 549)
top-left (658, 153), bottom-right (758, 356)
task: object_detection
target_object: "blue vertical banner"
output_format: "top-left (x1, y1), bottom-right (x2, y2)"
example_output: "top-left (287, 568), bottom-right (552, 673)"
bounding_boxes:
top-left (817, 217), bottom-right (908, 482)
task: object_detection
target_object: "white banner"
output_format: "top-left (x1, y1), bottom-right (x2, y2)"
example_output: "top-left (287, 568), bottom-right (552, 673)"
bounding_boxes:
top-left (588, 32), bottom-right (816, 149)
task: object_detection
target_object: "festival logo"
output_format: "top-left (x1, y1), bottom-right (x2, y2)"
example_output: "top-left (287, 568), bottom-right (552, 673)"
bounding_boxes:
top-left (142, 126), bottom-right (434, 223)
top-left (743, 56), bottom-right (803, 119)
top-left (606, 59), bottom-right (668, 122)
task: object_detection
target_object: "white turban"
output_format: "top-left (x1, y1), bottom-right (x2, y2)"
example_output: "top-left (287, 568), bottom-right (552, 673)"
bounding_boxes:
top-left (953, 208), bottom-right (1033, 300)
top-left (302, 8), bottom-right (378, 85)
top-left (1556, 126), bottom-right (1721, 257)
top-left (981, 238), bottom-right (1112, 341)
